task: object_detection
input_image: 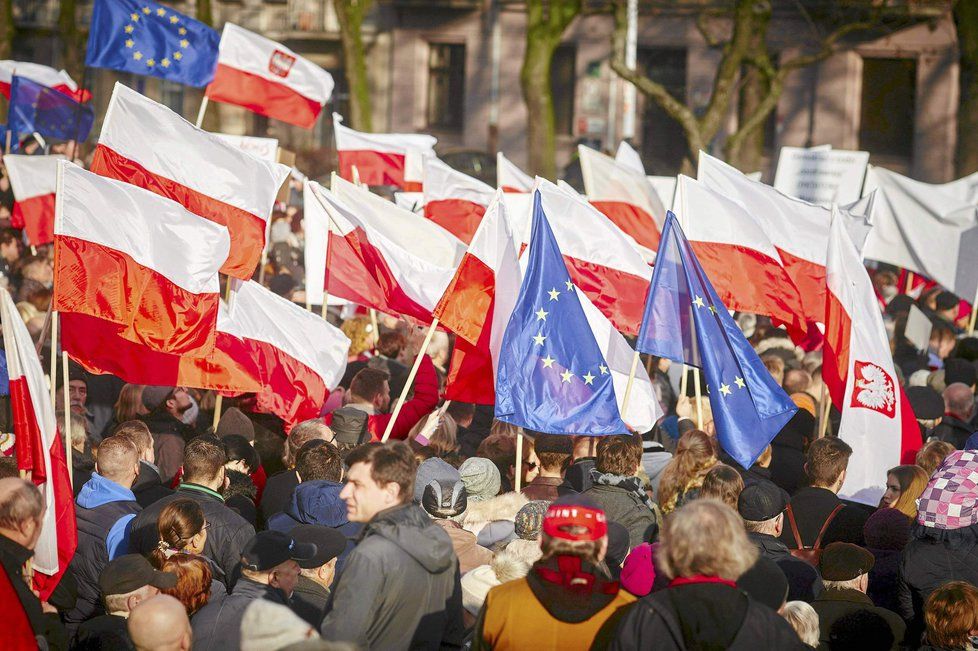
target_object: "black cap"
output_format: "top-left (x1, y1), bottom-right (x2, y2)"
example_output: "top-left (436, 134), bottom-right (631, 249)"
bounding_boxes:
top-left (99, 554), bottom-right (177, 595)
top-left (906, 386), bottom-right (945, 420)
top-left (241, 530), bottom-right (317, 571)
top-left (737, 481), bottom-right (790, 522)
top-left (290, 525), bottom-right (348, 569)
top-left (331, 407), bottom-right (370, 445)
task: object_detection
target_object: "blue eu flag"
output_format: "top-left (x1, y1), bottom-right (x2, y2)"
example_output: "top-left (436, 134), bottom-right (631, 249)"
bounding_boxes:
top-left (85, 0), bottom-right (219, 87)
top-left (636, 212), bottom-right (797, 468)
top-left (8, 76), bottom-right (95, 144)
top-left (495, 191), bottom-right (628, 435)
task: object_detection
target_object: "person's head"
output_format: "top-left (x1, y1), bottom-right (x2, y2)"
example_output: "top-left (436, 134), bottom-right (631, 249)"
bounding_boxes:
top-left (476, 431), bottom-right (538, 488)
top-left (539, 495), bottom-right (609, 569)
top-left (737, 556), bottom-right (789, 612)
top-left (880, 464), bottom-right (929, 517)
top-left (143, 386), bottom-right (193, 420)
top-left (0, 227), bottom-right (23, 262)
top-left (863, 507), bottom-right (911, 552)
top-left (915, 439), bottom-right (955, 477)
top-left (930, 320), bottom-right (958, 360)
top-left (782, 368), bottom-right (812, 396)
top-left (532, 433), bottom-right (575, 477)
top-left (222, 434), bottom-right (259, 475)
top-left (294, 441), bottom-right (343, 483)
top-left (113, 420), bottom-right (155, 465)
top-left (818, 542), bottom-right (875, 593)
top-left (658, 499), bottom-right (757, 582)
top-left (942, 382), bottom-right (975, 420)
top-left (340, 316), bottom-right (376, 358)
top-left (446, 401), bottom-right (475, 429)
top-left (100, 554), bottom-right (176, 616)
top-left (658, 430), bottom-right (718, 514)
top-left (181, 437), bottom-right (226, 490)
top-left (782, 601), bottom-right (821, 647)
top-left (699, 463), bottom-right (745, 509)
top-left (151, 498), bottom-right (207, 567)
top-left (935, 291), bottom-right (959, 320)
top-left (805, 437), bottom-right (853, 492)
top-left (58, 411), bottom-right (89, 454)
top-left (159, 554), bottom-right (212, 617)
top-left (906, 385), bottom-right (945, 431)
top-left (376, 331), bottom-right (406, 359)
top-left (0, 477), bottom-right (45, 549)
top-left (408, 411), bottom-right (459, 458)
top-left (283, 419), bottom-right (335, 468)
top-left (348, 367), bottom-right (392, 413)
top-left (739, 481), bottom-right (790, 536)
top-left (127, 594), bottom-right (192, 651)
top-left (114, 384), bottom-right (148, 423)
top-left (96, 435), bottom-right (140, 490)
top-left (923, 581), bottom-right (978, 649)
top-left (572, 435), bottom-right (600, 460)
top-left (67, 377), bottom-right (88, 413)
top-left (762, 354), bottom-right (785, 385)
top-left (239, 599), bottom-right (320, 651)
top-left (291, 524), bottom-right (347, 592)
top-left (240, 530), bottom-right (315, 598)
top-left (593, 434), bottom-right (641, 477)
top-left (458, 457), bottom-right (501, 502)
top-left (341, 442), bottom-right (416, 522)
top-left (913, 449), bottom-right (978, 531)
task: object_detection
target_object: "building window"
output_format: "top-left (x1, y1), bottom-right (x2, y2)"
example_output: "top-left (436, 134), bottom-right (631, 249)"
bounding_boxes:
top-left (551, 45), bottom-right (576, 136)
top-left (637, 47), bottom-right (687, 175)
top-left (427, 43), bottom-right (465, 131)
top-left (860, 57), bottom-right (916, 161)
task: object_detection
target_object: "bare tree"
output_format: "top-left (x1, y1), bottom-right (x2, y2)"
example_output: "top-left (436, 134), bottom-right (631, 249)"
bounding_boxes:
top-left (58, 0), bottom-right (84, 81)
top-left (0, 0), bottom-right (14, 61)
top-left (955, 0), bottom-right (978, 176)
top-left (333, 0), bottom-right (373, 131)
top-left (197, 0), bottom-right (214, 27)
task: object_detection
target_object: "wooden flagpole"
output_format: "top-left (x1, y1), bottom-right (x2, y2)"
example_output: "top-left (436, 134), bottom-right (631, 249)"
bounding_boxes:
top-left (905, 272), bottom-right (915, 295)
top-left (817, 383), bottom-right (831, 438)
top-left (381, 318), bottom-right (439, 442)
top-left (62, 351), bottom-right (72, 488)
top-left (514, 431), bottom-right (524, 493)
top-left (369, 309), bottom-right (380, 351)
top-left (693, 366), bottom-right (704, 429)
top-left (969, 285), bottom-right (978, 334)
top-left (195, 97), bottom-right (209, 129)
top-left (212, 394), bottom-right (223, 431)
top-left (679, 364), bottom-right (688, 399)
top-left (620, 350), bottom-right (641, 422)
top-left (4, 130), bottom-right (11, 154)
top-left (49, 312), bottom-right (58, 408)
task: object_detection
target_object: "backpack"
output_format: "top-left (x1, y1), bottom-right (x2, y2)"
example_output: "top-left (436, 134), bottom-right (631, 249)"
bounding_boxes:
top-left (785, 502), bottom-right (843, 566)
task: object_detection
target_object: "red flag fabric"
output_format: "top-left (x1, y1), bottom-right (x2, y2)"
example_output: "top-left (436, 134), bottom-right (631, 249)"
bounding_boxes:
top-left (423, 158), bottom-right (494, 244)
top-left (332, 113), bottom-right (436, 190)
top-left (2, 154), bottom-right (63, 246)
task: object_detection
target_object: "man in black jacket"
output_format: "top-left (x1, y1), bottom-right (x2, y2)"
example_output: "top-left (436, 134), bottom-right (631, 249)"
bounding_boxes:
top-left (932, 383), bottom-right (975, 449)
top-left (0, 477), bottom-right (67, 651)
top-left (140, 386), bottom-right (199, 484)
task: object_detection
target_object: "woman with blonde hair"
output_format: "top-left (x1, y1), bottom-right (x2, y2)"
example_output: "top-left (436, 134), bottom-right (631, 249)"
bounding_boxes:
top-left (657, 430), bottom-right (718, 514)
top-left (408, 410), bottom-right (459, 459)
top-left (114, 384), bottom-right (148, 424)
top-left (879, 464), bottom-right (929, 518)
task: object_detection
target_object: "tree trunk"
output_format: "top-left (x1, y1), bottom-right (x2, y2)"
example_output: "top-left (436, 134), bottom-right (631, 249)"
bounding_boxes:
top-left (196, 0), bottom-right (213, 27)
top-left (58, 0), bottom-right (83, 81)
top-left (334, 0), bottom-right (373, 131)
top-left (955, 0), bottom-right (978, 176)
top-left (0, 0), bottom-right (14, 60)
top-left (727, 12), bottom-right (771, 172)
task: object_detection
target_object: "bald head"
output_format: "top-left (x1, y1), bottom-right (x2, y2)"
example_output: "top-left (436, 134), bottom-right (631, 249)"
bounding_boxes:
top-left (0, 477), bottom-right (44, 549)
top-left (128, 594), bottom-right (191, 651)
top-left (95, 436), bottom-right (140, 489)
top-left (943, 382), bottom-right (975, 420)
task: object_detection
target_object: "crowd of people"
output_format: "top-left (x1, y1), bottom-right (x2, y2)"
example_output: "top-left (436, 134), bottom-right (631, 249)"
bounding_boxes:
top-left (3, 158), bottom-right (978, 651)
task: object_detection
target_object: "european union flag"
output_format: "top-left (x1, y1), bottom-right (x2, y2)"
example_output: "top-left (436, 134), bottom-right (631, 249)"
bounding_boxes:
top-left (636, 212), bottom-right (797, 468)
top-left (85, 0), bottom-right (219, 87)
top-left (495, 192), bottom-right (627, 435)
top-left (8, 76), bottom-right (94, 145)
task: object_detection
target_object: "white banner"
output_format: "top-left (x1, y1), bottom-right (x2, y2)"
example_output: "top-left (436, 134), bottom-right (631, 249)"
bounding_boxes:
top-left (213, 133), bottom-right (280, 162)
top-left (774, 146), bottom-right (869, 205)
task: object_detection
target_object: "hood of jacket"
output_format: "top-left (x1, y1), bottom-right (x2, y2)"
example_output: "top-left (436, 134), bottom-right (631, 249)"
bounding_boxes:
top-left (286, 480), bottom-right (350, 528)
top-left (526, 556), bottom-right (621, 623)
top-left (365, 503), bottom-right (455, 574)
top-left (77, 472), bottom-right (137, 509)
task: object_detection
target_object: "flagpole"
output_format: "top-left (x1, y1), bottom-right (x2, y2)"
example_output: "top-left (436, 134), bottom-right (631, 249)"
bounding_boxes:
top-left (369, 309), bottom-right (380, 352)
top-left (679, 364), bottom-right (688, 399)
top-left (4, 131), bottom-right (11, 154)
top-left (817, 382), bottom-right (831, 438)
top-left (620, 350), bottom-right (641, 423)
top-left (195, 97), bottom-right (209, 129)
top-left (49, 312), bottom-right (58, 408)
top-left (381, 318), bottom-right (439, 442)
top-left (62, 350), bottom-right (72, 489)
top-left (905, 272), bottom-right (915, 295)
top-left (693, 367), bottom-right (704, 430)
top-left (514, 431), bottom-right (524, 493)
top-left (212, 394), bottom-right (223, 431)
top-left (969, 284), bottom-right (978, 334)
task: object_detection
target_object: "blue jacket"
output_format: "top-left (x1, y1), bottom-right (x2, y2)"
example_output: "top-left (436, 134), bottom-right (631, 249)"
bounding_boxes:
top-left (267, 480), bottom-right (361, 570)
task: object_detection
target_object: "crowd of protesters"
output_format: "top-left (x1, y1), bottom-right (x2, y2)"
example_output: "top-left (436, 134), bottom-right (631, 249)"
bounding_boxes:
top-left (3, 157), bottom-right (978, 651)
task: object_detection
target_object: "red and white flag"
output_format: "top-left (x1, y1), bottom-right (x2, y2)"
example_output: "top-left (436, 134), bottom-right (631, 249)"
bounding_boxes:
top-left (579, 144), bottom-right (665, 252)
top-left (0, 60), bottom-right (89, 102)
top-left (423, 157), bottom-right (495, 244)
top-left (53, 162), bottom-right (229, 355)
top-left (496, 152), bottom-right (533, 193)
top-left (333, 113), bottom-right (436, 191)
top-left (0, 288), bottom-right (76, 601)
top-left (91, 83), bottom-right (290, 280)
top-left (205, 23), bottom-right (334, 129)
top-left (824, 209), bottom-right (920, 506)
top-left (2, 154), bottom-right (63, 246)
top-left (310, 175), bottom-right (465, 323)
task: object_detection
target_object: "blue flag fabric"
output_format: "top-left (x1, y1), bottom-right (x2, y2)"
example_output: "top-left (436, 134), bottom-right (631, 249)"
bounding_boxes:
top-left (636, 212), bottom-right (797, 468)
top-left (85, 0), bottom-right (219, 87)
top-left (495, 191), bottom-right (627, 435)
top-left (0, 354), bottom-right (7, 397)
top-left (8, 76), bottom-right (95, 144)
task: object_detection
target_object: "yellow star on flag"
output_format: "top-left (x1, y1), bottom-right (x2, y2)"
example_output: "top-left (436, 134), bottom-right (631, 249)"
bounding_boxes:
top-left (709, 305), bottom-right (718, 314)
top-left (133, 51), bottom-right (143, 60)
top-left (720, 383), bottom-right (732, 396)
top-left (173, 52), bottom-right (183, 60)
top-left (130, 12), bottom-right (139, 20)
top-left (156, 7), bottom-right (166, 16)
top-left (561, 370), bottom-right (574, 383)
top-left (565, 280), bottom-right (573, 291)
top-left (142, 6), bottom-right (151, 14)
top-left (548, 288), bottom-right (560, 301)
top-left (124, 24), bottom-right (134, 33)
top-left (535, 308), bottom-right (548, 321)
top-left (583, 372), bottom-right (595, 385)
top-left (693, 296), bottom-right (705, 308)
top-left (179, 27), bottom-right (187, 35)
top-left (125, 39), bottom-right (134, 48)
top-left (532, 333), bottom-right (546, 346)
top-left (179, 39), bottom-right (189, 48)
top-left (599, 364), bottom-right (609, 375)
top-left (541, 355), bottom-right (556, 369)
top-left (161, 58), bottom-right (171, 67)
top-left (146, 58), bottom-right (155, 67)
top-left (734, 377), bottom-right (746, 389)
top-left (169, 15), bottom-right (179, 23)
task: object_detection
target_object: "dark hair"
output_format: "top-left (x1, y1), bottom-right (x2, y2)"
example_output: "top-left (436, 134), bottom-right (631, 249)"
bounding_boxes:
top-left (533, 433), bottom-right (574, 474)
top-left (160, 554), bottom-right (212, 617)
top-left (112, 420), bottom-right (153, 453)
top-left (183, 437), bottom-right (227, 484)
top-left (223, 435), bottom-right (259, 474)
top-left (596, 435), bottom-right (641, 476)
top-left (377, 332), bottom-right (406, 358)
top-left (295, 441), bottom-right (343, 483)
top-left (350, 367), bottom-right (391, 402)
top-left (446, 401), bottom-right (476, 424)
top-left (806, 437), bottom-right (853, 488)
top-left (699, 464), bottom-right (744, 509)
top-left (345, 442), bottom-right (416, 503)
top-left (150, 498), bottom-right (205, 568)
top-left (0, 227), bottom-right (20, 247)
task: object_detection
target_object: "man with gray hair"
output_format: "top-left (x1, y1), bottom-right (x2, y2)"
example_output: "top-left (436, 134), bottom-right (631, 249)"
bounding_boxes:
top-left (0, 477), bottom-right (66, 650)
top-left (933, 382), bottom-right (976, 449)
top-left (128, 595), bottom-right (192, 651)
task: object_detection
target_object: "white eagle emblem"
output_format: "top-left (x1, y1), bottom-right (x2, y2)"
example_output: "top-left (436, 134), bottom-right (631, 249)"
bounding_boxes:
top-left (850, 361), bottom-right (896, 418)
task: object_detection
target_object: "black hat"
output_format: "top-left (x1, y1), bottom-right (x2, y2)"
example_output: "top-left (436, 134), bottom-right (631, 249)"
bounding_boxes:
top-left (331, 407), bottom-right (370, 445)
top-left (241, 530), bottom-right (317, 571)
top-left (737, 481), bottom-right (790, 522)
top-left (936, 291), bottom-right (959, 311)
top-left (737, 556), bottom-right (788, 611)
top-left (943, 358), bottom-right (977, 388)
top-left (290, 524), bottom-right (348, 569)
top-left (818, 542), bottom-right (875, 581)
top-left (906, 386), bottom-right (945, 420)
top-left (99, 554), bottom-right (177, 596)
top-left (421, 478), bottom-right (468, 519)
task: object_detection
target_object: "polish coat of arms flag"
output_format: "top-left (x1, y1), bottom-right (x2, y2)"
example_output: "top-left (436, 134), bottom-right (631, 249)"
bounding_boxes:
top-left (1, 288), bottom-right (77, 601)
top-left (0, 60), bottom-right (90, 102)
top-left (53, 162), bottom-right (229, 355)
top-left (333, 113), bottom-right (436, 191)
top-left (205, 23), bottom-right (334, 129)
top-left (423, 157), bottom-right (495, 244)
top-left (496, 152), bottom-right (534, 193)
top-left (2, 154), bottom-right (63, 246)
top-left (91, 83), bottom-right (290, 280)
top-left (824, 208), bottom-right (921, 506)
top-left (579, 144), bottom-right (665, 252)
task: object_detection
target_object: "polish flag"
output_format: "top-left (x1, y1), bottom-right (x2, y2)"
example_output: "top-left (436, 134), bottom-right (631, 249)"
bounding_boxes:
top-left (53, 162), bottom-right (229, 355)
top-left (423, 157), bottom-right (495, 243)
top-left (91, 84), bottom-right (290, 280)
top-left (0, 60), bottom-right (90, 102)
top-left (333, 113), bottom-right (436, 191)
top-left (673, 175), bottom-right (807, 332)
top-left (309, 175), bottom-right (465, 324)
top-left (824, 209), bottom-right (920, 506)
top-left (205, 23), bottom-right (334, 129)
top-left (496, 152), bottom-right (534, 193)
top-left (579, 144), bottom-right (665, 251)
top-left (2, 154), bottom-right (63, 246)
top-left (0, 288), bottom-right (76, 601)
top-left (615, 140), bottom-right (646, 174)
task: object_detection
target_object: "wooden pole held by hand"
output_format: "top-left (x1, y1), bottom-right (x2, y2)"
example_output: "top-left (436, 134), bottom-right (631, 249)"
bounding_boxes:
top-left (620, 350), bottom-right (641, 423)
top-left (49, 312), bottom-right (58, 408)
top-left (62, 351), bottom-right (72, 489)
top-left (514, 432), bottom-right (524, 493)
top-left (381, 318), bottom-right (439, 442)
top-left (212, 394), bottom-right (223, 431)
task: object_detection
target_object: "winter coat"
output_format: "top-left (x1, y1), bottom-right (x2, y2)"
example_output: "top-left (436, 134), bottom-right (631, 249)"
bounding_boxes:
top-left (0, 534), bottom-right (67, 651)
top-left (611, 582), bottom-right (807, 650)
top-left (130, 483), bottom-right (255, 582)
top-left (291, 575), bottom-right (330, 628)
top-left (566, 458), bottom-right (596, 494)
top-left (462, 492), bottom-right (528, 538)
top-left (435, 519), bottom-right (494, 575)
top-left (778, 486), bottom-right (870, 548)
top-left (71, 446), bottom-right (95, 498)
top-left (266, 479), bottom-right (362, 571)
top-left (140, 411), bottom-right (195, 484)
top-left (748, 531), bottom-right (823, 602)
top-left (72, 613), bottom-right (134, 650)
top-left (191, 577), bottom-right (289, 651)
top-left (65, 474), bottom-right (141, 631)
top-left (811, 588), bottom-right (905, 651)
top-left (320, 503), bottom-right (464, 650)
top-left (259, 469), bottom-right (299, 525)
top-left (521, 475), bottom-right (576, 502)
top-left (583, 480), bottom-right (658, 548)
top-left (932, 414), bottom-right (975, 450)
top-left (131, 460), bottom-right (173, 508)
top-left (867, 547), bottom-right (902, 613)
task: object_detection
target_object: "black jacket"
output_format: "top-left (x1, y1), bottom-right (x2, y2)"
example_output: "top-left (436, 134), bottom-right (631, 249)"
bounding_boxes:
top-left (932, 414), bottom-right (974, 449)
top-left (769, 410), bottom-right (815, 496)
top-left (71, 446), bottom-right (95, 498)
top-left (867, 547), bottom-right (902, 614)
top-left (191, 576), bottom-right (289, 651)
top-left (140, 411), bottom-right (196, 484)
top-left (748, 531), bottom-right (823, 602)
top-left (811, 588), bottom-right (905, 651)
top-left (321, 503), bottom-right (464, 650)
top-left (0, 534), bottom-right (68, 651)
top-left (71, 613), bottom-right (134, 650)
top-left (130, 483), bottom-right (255, 582)
top-left (292, 575), bottom-right (330, 628)
top-left (779, 486), bottom-right (870, 548)
top-left (131, 461), bottom-right (173, 508)
top-left (611, 582), bottom-right (807, 650)
top-left (566, 458), bottom-right (596, 494)
top-left (258, 469), bottom-right (299, 526)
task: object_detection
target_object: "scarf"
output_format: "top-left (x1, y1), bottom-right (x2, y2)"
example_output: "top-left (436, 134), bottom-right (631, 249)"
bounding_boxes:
top-left (591, 469), bottom-right (658, 513)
